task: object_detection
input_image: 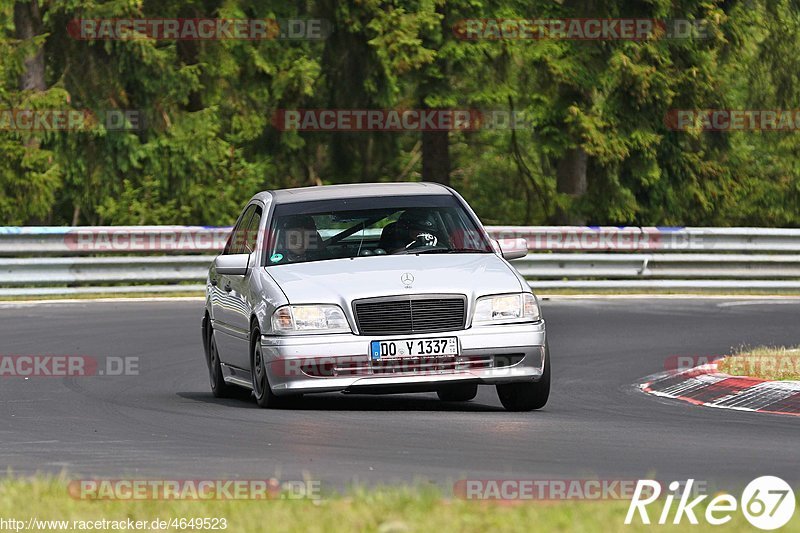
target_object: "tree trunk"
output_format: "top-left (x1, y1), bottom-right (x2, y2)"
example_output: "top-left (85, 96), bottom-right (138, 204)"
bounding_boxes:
top-left (421, 129), bottom-right (450, 185)
top-left (14, 1), bottom-right (46, 91)
top-left (177, 2), bottom-right (211, 113)
top-left (15, 0), bottom-right (45, 161)
top-left (419, 1), bottom-right (451, 186)
top-left (554, 146), bottom-right (588, 224)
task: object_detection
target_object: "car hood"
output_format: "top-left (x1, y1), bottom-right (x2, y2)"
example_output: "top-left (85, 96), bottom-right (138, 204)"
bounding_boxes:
top-left (264, 253), bottom-right (525, 306)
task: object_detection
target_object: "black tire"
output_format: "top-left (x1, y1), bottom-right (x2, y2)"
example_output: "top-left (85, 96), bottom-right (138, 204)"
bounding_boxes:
top-left (437, 383), bottom-right (478, 402)
top-left (251, 327), bottom-right (290, 408)
top-left (496, 343), bottom-right (551, 412)
top-left (206, 325), bottom-right (234, 398)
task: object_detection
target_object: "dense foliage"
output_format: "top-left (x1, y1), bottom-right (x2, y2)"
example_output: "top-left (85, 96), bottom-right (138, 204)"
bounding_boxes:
top-left (1, 0), bottom-right (798, 226)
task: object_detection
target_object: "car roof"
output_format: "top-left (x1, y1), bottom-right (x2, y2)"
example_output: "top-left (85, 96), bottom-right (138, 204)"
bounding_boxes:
top-left (252, 182), bottom-right (451, 205)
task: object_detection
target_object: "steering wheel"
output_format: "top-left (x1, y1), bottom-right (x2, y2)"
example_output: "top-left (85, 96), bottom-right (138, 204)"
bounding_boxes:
top-left (404, 232), bottom-right (439, 250)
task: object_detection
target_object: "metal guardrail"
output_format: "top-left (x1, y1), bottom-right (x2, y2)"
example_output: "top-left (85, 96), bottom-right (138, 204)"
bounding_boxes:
top-left (514, 254), bottom-right (800, 278)
top-left (1, 226), bottom-right (799, 295)
top-left (0, 226), bottom-right (229, 255)
top-left (488, 226), bottom-right (800, 252)
top-left (4, 225), bottom-right (800, 254)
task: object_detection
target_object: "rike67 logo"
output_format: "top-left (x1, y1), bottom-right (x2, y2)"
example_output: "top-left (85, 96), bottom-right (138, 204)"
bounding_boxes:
top-left (626, 476), bottom-right (796, 530)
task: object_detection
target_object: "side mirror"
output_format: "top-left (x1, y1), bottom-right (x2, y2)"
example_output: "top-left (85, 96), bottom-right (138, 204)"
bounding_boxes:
top-left (215, 254), bottom-right (250, 276)
top-left (497, 238), bottom-right (528, 261)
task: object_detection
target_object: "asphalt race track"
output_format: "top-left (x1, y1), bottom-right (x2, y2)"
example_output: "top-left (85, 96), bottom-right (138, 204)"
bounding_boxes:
top-left (1, 298), bottom-right (798, 493)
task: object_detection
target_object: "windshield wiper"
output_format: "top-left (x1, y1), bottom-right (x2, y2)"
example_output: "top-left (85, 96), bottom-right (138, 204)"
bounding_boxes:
top-left (411, 247), bottom-right (490, 254)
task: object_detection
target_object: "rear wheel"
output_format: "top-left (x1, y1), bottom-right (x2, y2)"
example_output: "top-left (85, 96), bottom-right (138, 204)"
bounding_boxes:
top-left (496, 343), bottom-right (551, 412)
top-left (206, 325), bottom-right (234, 398)
top-left (437, 383), bottom-right (478, 402)
top-left (251, 327), bottom-right (290, 408)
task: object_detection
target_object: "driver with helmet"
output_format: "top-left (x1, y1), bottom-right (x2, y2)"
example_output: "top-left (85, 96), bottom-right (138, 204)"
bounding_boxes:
top-left (379, 209), bottom-right (442, 253)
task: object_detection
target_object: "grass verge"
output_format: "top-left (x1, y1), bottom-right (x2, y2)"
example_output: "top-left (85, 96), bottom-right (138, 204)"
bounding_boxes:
top-left (717, 346), bottom-right (800, 380)
top-left (0, 477), bottom-right (792, 532)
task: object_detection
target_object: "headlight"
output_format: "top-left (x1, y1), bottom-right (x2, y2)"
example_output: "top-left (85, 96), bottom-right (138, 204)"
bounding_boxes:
top-left (271, 305), bottom-right (351, 333)
top-left (472, 293), bottom-right (540, 325)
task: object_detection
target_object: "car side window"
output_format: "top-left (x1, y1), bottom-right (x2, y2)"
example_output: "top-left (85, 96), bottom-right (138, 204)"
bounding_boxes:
top-left (243, 205), bottom-right (263, 253)
top-left (224, 204), bottom-right (257, 255)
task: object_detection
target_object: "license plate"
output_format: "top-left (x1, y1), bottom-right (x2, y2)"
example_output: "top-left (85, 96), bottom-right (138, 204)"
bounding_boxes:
top-left (370, 337), bottom-right (459, 360)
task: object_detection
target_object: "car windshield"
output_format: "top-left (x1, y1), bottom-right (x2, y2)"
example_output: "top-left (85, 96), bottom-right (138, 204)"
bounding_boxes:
top-left (266, 195), bottom-right (493, 266)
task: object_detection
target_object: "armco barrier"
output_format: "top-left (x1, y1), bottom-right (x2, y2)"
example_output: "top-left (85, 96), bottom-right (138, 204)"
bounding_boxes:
top-left (1, 226), bottom-right (799, 295)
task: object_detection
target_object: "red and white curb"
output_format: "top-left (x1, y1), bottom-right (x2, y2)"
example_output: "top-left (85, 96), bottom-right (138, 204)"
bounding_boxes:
top-left (639, 363), bottom-right (800, 417)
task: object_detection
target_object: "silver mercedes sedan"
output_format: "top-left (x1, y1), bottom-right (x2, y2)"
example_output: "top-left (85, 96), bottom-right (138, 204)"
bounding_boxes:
top-left (201, 182), bottom-right (550, 411)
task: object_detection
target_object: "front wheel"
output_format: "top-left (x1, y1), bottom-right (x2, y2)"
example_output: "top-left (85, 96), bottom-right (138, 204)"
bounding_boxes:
top-left (251, 327), bottom-right (290, 408)
top-left (496, 344), bottom-right (551, 412)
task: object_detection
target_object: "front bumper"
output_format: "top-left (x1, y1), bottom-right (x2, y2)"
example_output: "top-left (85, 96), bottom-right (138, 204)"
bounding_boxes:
top-left (260, 321), bottom-right (546, 395)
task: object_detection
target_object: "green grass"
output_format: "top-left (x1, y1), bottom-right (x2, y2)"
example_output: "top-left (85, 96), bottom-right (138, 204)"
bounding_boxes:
top-left (717, 346), bottom-right (800, 381)
top-left (0, 477), bottom-right (793, 532)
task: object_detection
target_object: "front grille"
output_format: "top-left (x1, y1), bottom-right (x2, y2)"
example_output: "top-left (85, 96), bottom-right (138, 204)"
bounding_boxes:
top-left (353, 295), bottom-right (466, 335)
